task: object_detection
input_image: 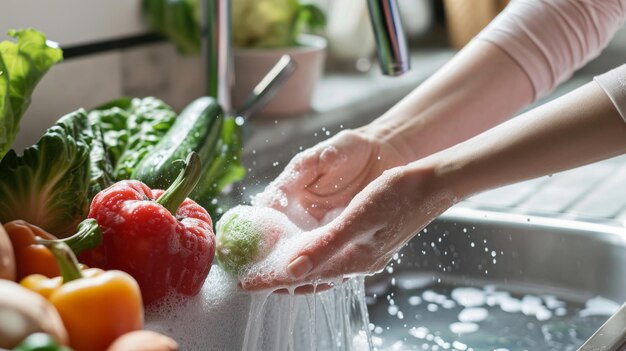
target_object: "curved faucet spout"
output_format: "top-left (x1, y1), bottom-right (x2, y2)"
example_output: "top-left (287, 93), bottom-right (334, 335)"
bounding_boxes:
top-left (367, 0), bottom-right (410, 76)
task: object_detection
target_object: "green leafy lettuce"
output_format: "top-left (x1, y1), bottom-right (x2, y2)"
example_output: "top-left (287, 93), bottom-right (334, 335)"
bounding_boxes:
top-left (0, 29), bottom-right (63, 158)
top-left (0, 109), bottom-right (99, 236)
top-left (92, 96), bottom-right (244, 218)
top-left (89, 97), bottom-right (178, 180)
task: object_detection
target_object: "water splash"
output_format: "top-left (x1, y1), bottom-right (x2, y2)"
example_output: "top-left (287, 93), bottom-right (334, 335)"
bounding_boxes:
top-left (145, 267), bottom-right (373, 351)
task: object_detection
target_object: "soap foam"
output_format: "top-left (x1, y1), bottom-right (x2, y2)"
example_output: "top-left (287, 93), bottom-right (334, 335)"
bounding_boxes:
top-left (145, 266), bottom-right (372, 351)
top-left (216, 202), bottom-right (349, 290)
top-left (147, 184), bottom-right (373, 350)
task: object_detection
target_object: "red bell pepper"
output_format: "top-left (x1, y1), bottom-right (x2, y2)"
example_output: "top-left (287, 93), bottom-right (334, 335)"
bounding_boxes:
top-left (80, 152), bottom-right (215, 305)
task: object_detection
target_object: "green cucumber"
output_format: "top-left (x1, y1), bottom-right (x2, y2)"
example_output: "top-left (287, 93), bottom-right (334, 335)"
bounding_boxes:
top-left (133, 96), bottom-right (223, 191)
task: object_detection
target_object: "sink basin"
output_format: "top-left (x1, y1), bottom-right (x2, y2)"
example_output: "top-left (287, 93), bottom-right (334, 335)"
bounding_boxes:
top-left (236, 123), bottom-right (626, 350)
top-left (233, 48), bottom-right (626, 349)
top-left (365, 207), bottom-right (626, 350)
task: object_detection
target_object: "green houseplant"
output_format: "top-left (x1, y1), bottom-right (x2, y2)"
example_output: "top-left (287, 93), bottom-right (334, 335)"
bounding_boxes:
top-left (143, 0), bottom-right (327, 115)
top-left (231, 0), bottom-right (325, 49)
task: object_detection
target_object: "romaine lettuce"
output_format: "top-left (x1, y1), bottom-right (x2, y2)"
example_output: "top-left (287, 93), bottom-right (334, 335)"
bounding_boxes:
top-left (0, 29), bottom-right (63, 158)
top-left (89, 97), bottom-right (178, 180)
top-left (0, 109), bottom-right (95, 237)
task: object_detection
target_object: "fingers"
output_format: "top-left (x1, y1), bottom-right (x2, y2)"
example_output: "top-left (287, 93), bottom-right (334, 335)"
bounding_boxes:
top-left (272, 282), bottom-right (335, 294)
top-left (286, 209), bottom-right (370, 281)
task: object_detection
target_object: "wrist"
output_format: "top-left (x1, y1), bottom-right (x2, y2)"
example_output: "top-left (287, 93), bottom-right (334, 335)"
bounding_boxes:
top-left (405, 151), bottom-right (474, 208)
top-left (357, 119), bottom-right (418, 164)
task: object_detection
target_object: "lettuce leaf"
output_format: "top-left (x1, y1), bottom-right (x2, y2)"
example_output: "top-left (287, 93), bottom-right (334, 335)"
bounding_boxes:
top-left (0, 29), bottom-right (63, 158)
top-left (0, 109), bottom-right (94, 237)
top-left (89, 97), bottom-right (178, 180)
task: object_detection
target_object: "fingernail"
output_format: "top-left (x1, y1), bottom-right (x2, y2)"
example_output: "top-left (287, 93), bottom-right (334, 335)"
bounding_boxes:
top-left (288, 256), bottom-right (313, 279)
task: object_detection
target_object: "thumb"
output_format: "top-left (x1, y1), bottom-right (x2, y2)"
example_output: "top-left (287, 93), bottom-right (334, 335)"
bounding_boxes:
top-left (286, 207), bottom-right (381, 280)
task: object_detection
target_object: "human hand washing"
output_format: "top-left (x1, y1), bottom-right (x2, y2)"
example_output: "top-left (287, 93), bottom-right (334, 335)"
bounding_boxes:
top-left (216, 79), bottom-right (626, 294)
top-left (216, 164), bottom-right (456, 292)
top-left (215, 126), bottom-right (458, 292)
top-left (250, 128), bottom-right (413, 226)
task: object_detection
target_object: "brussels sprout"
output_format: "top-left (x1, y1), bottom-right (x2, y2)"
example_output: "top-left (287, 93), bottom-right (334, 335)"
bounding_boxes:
top-left (216, 206), bottom-right (297, 276)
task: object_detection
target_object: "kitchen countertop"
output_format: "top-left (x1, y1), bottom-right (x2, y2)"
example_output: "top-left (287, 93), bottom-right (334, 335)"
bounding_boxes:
top-left (241, 28), bottom-right (626, 227)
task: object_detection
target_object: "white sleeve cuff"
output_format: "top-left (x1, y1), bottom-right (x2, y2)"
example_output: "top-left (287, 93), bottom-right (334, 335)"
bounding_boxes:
top-left (594, 64), bottom-right (626, 123)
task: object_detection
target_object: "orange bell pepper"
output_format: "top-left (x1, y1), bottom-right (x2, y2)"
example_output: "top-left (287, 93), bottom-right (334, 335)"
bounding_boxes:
top-left (6, 219), bottom-right (101, 280)
top-left (21, 240), bottom-right (143, 351)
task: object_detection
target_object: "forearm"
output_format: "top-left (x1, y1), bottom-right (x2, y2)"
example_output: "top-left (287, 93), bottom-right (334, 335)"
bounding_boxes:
top-left (421, 82), bottom-right (626, 200)
top-left (362, 40), bottom-right (534, 162)
top-left (363, 0), bottom-right (625, 164)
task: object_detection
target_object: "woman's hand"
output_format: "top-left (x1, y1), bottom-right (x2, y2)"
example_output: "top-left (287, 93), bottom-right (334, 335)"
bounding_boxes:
top-left (252, 128), bottom-right (413, 228)
top-left (242, 163), bottom-right (458, 291)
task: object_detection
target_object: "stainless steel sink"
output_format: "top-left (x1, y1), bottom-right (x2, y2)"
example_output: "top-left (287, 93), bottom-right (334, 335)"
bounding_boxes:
top-left (365, 207), bottom-right (626, 350)
top-left (234, 39), bottom-right (626, 348)
top-left (237, 119), bottom-right (626, 350)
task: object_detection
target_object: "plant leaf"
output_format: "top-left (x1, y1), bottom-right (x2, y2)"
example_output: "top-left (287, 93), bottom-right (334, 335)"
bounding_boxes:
top-left (0, 109), bottom-right (92, 237)
top-left (0, 29), bottom-right (63, 158)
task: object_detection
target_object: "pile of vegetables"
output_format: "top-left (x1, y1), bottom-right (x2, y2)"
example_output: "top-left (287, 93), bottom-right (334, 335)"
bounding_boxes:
top-left (0, 28), bottom-right (247, 350)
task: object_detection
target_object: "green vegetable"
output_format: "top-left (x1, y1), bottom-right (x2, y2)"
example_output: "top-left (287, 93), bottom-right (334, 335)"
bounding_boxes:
top-left (87, 122), bottom-right (115, 197)
top-left (142, 0), bottom-right (201, 54)
top-left (232, 0), bottom-right (326, 48)
top-left (192, 115), bottom-right (245, 216)
top-left (141, 0), bottom-right (325, 53)
top-left (134, 97), bottom-right (223, 188)
top-left (215, 206), bottom-right (295, 276)
top-left (13, 333), bottom-right (71, 351)
top-left (0, 29), bottom-right (63, 158)
top-left (215, 212), bottom-right (263, 275)
top-left (89, 97), bottom-right (177, 180)
top-left (89, 95), bottom-right (244, 218)
top-left (0, 109), bottom-right (109, 237)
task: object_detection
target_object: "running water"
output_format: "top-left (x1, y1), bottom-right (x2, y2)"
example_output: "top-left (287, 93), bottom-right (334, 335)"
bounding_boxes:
top-left (146, 149), bottom-right (378, 351)
top-left (145, 266), bottom-right (373, 350)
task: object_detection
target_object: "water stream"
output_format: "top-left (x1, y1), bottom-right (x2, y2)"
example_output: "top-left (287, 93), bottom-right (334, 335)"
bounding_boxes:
top-left (145, 266), bottom-right (372, 351)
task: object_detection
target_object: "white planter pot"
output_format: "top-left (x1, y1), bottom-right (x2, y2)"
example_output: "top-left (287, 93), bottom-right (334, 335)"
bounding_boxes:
top-left (232, 34), bottom-right (327, 117)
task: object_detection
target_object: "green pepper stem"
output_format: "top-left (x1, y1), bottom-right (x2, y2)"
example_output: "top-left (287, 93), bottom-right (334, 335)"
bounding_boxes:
top-left (157, 152), bottom-right (202, 215)
top-left (36, 239), bottom-right (84, 283)
top-left (61, 219), bottom-right (102, 255)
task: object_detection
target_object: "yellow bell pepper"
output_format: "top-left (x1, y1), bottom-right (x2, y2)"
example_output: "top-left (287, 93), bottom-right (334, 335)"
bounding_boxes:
top-left (21, 240), bottom-right (144, 351)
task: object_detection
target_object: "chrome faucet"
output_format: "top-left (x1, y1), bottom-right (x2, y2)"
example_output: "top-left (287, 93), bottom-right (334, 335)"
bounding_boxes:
top-left (367, 0), bottom-right (411, 76)
top-left (203, 0), bottom-right (410, 113)
top-left (204, 0), bottom-right (232, 113)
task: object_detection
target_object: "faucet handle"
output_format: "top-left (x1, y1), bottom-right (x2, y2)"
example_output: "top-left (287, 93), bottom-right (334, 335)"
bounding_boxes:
top-left (236, 55), bottom-right (297, 121)
top-left (367, 0), bottom-right (411, 76)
